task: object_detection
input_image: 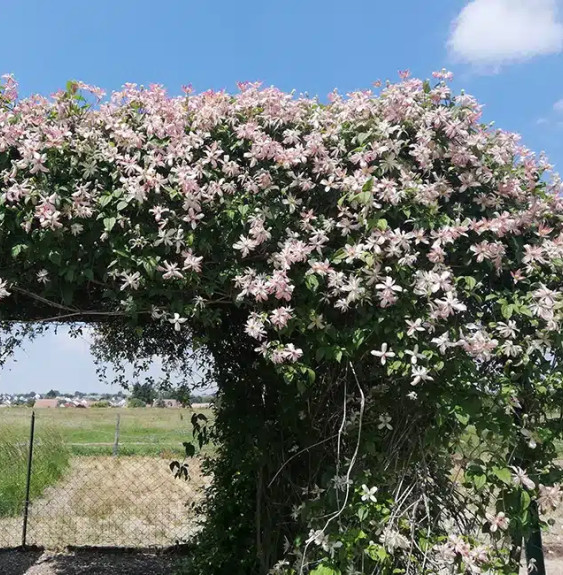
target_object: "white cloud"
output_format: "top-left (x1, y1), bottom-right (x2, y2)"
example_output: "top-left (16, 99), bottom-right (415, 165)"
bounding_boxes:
top-left (554, 98), bottom-right (563, 113)
top-left (448, 0), bottom-right (563, 69)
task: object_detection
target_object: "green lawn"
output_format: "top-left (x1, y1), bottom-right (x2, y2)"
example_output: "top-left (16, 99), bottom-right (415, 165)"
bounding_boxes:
top-left (0, 406), bottom-right (214, 457)
top-left (0, 422), bottom-right (69, 517)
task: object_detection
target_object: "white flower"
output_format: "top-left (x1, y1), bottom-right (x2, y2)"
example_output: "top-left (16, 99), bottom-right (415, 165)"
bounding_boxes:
top-left (431, 332), bottom-right (452, 354)
top-left (269, 559), bottom-right (290, 574)
top-left (37, 269), bottom-right (50, 284)
top-left (405, 318), bottom-right (425, 337)
top-left (360, 484), bottom-right (378, 502)
top-left (411, 366), bottom-right (433, 386)
top-left (308, 529), bottom-right (328, 548)
top-left (233, 235), bottom-right (257, 257)
top-left (377, 413), bottom-right (393, 430)
top-left (168, 313), bottom-right (187, 332)
top-left (510, 466), bottom-right (536, 490)
top-left (120, 271), bottom-right (141, 291)
top-left (495, 320), bottom-right (518, 339)
top-left (486, 511), bottom-right (509, 532)
top-left (159, 261), bottom-right (184, 280)
top-left (380, 528), bottom-right (409, 551)
top-left (538, 484), bottom-right (561, 513)
top-left (375, 276), bottom-right (403, 292)
top-left (0, 279), bottom-right (10, 299)
top-left (325, 539), bottom-right (343, 557)
top-left (370, 343), bottom-right (395, 365)
top-left (308, 314), bottom-right (325, 330)
top-left (405, 344), bottom-right (425, 365)
top-left (332, 475), bottom-right (352, 492)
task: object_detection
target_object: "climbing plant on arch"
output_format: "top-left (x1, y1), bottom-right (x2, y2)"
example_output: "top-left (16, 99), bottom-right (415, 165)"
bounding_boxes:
top-left (0, 72), bottom-right (562, 574)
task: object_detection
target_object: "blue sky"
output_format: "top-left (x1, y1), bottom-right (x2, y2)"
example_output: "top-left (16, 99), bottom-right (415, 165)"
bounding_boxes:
top-left (1, 0), bottom-right (563, 393)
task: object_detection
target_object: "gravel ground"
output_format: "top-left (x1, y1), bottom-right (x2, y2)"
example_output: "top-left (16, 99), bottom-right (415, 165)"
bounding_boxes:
top-left (1, 549), bottom-right (562, 574)
top-left (0, 550), bottom-right (177, 575)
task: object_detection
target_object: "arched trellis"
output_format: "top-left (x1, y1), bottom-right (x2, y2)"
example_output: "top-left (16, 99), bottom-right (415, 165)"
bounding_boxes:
top-left (0, 73), bottom-right (562, 574)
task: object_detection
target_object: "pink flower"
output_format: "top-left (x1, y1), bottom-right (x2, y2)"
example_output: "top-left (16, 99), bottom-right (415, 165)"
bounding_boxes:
top-left (269, 307), bottom-right (293, 329)
top-left (233, 235), bottom-right (257, 257)
top-left (538, 484), bottom-right (561, 513)
top-left (182, 250), bottom-right (203, 273)
top-left (158, 262), bottom-right (184, 280)
top-left (486, 511), bottom-right (509, 532)
top-left (283, 344), bottom-right (303, 362)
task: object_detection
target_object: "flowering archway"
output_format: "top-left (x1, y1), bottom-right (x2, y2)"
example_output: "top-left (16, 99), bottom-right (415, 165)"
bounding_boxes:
top-left (0, 72), bottom-right (562, 574)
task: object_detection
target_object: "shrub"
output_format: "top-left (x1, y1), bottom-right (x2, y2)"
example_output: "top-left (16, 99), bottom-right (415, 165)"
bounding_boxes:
top-left (0, 71), bottom-right (561, 574)
top-left (127, 398), bottom-right (146, 408)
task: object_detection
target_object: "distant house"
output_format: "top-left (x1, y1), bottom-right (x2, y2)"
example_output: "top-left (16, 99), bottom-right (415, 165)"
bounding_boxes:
top-left (34, 399), bottom-right (59, 408)
top-left (152, 398), bottom-right (180, 408)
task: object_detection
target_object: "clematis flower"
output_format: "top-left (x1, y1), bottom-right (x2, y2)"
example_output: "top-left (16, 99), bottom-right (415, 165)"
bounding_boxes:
top-left (510, 466), bottom-right (536, 490)
top-left (370, 343), bottom-right (395, 365)
top-left (168, 313), bottom-right (187, 332)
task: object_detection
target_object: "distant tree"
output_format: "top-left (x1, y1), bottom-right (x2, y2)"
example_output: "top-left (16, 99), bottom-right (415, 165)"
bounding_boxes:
top-left (154, 398), bottom-right (166, 408)
top-left (45, 389), bottom-right (59, 398)
top-left (130, 382), bottom-right (156, 405)
top-left (127, 398), bottom-right (146, 408)
top-left (91, 400), bottom-right (110, 408)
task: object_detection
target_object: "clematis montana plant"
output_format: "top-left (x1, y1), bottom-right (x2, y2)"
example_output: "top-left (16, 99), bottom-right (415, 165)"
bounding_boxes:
top-left (0, 71), bottom-right (562, 574)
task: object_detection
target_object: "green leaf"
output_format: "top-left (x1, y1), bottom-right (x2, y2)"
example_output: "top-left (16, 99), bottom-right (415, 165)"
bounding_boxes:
top-left (305, 274), bottom-right (319, 292)
top-left (518, 305), bottom-right (533, 317)
top-left (98, 195), bottom-right (113, 208)
top-left (355, 191), bottom-right (371, 205)
top-left (103, 217), bottom-right (117, 232)
top-left (362, 177), bottom-right (374, 192)
top-left (473, 473), bottom-right (487, 490)
top-left (376, 218), bottom-right (388, 231)
top-left (501, 303), bottom-right (513, 320)
top-left (311, 565), bottom-right (341, 575)
top-left (48, 251), bottom-right (62, 265)
top-left (116, 200), bottom-right (129, 212)
top-left (357, 505), bottom-right (369, 521)
top-left (520, 490), bottom-right (531, 511)
top-left (366, 544), bottom-right (388, 562)
top-left (357, 132), bottom-right (370, 145)
top-left (11, 244), bottom-right (27, 258)
top-left (183, 442), bottom-right (196, 458)
top-left (492, 467), bottom-right (512, 486)
top-left (332, 248), bottom-right (347, 263)
top-left (455, 412), bottom-right (470, 426)
top-left (464, 276), bottom-right (477, 290)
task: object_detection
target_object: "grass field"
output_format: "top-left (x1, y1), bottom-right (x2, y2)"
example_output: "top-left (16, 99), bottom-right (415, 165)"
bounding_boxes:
top-left (0, 423), bottom-right (69, 518)
top-left (0, 406), bottom-right (213, 457)
top-left (0, 406), bottom-right (212, 548)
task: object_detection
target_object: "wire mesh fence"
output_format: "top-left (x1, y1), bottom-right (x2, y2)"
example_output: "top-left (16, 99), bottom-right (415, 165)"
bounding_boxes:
top-left (0, 407), bottom-right (208, 550)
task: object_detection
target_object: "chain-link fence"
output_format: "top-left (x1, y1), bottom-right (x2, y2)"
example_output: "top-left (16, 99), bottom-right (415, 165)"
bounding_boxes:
top-left (0, 408), bottom-right (208, 550)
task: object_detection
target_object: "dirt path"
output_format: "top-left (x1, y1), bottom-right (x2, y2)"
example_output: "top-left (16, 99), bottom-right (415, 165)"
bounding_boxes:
top-left (1, 549), bottom-right (563, 574)
top-left (0, 550), bottom-right (177, 575)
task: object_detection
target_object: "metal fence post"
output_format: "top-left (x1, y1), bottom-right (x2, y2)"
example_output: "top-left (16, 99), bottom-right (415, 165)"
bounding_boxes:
top-left (113, 414), bottom-right (120, 457)
top-left (21, 410), bottom-right (36, 548)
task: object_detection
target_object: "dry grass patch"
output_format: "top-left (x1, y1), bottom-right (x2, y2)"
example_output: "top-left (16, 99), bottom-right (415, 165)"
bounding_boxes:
top-left (0, 456), bottom-right (206, 550)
